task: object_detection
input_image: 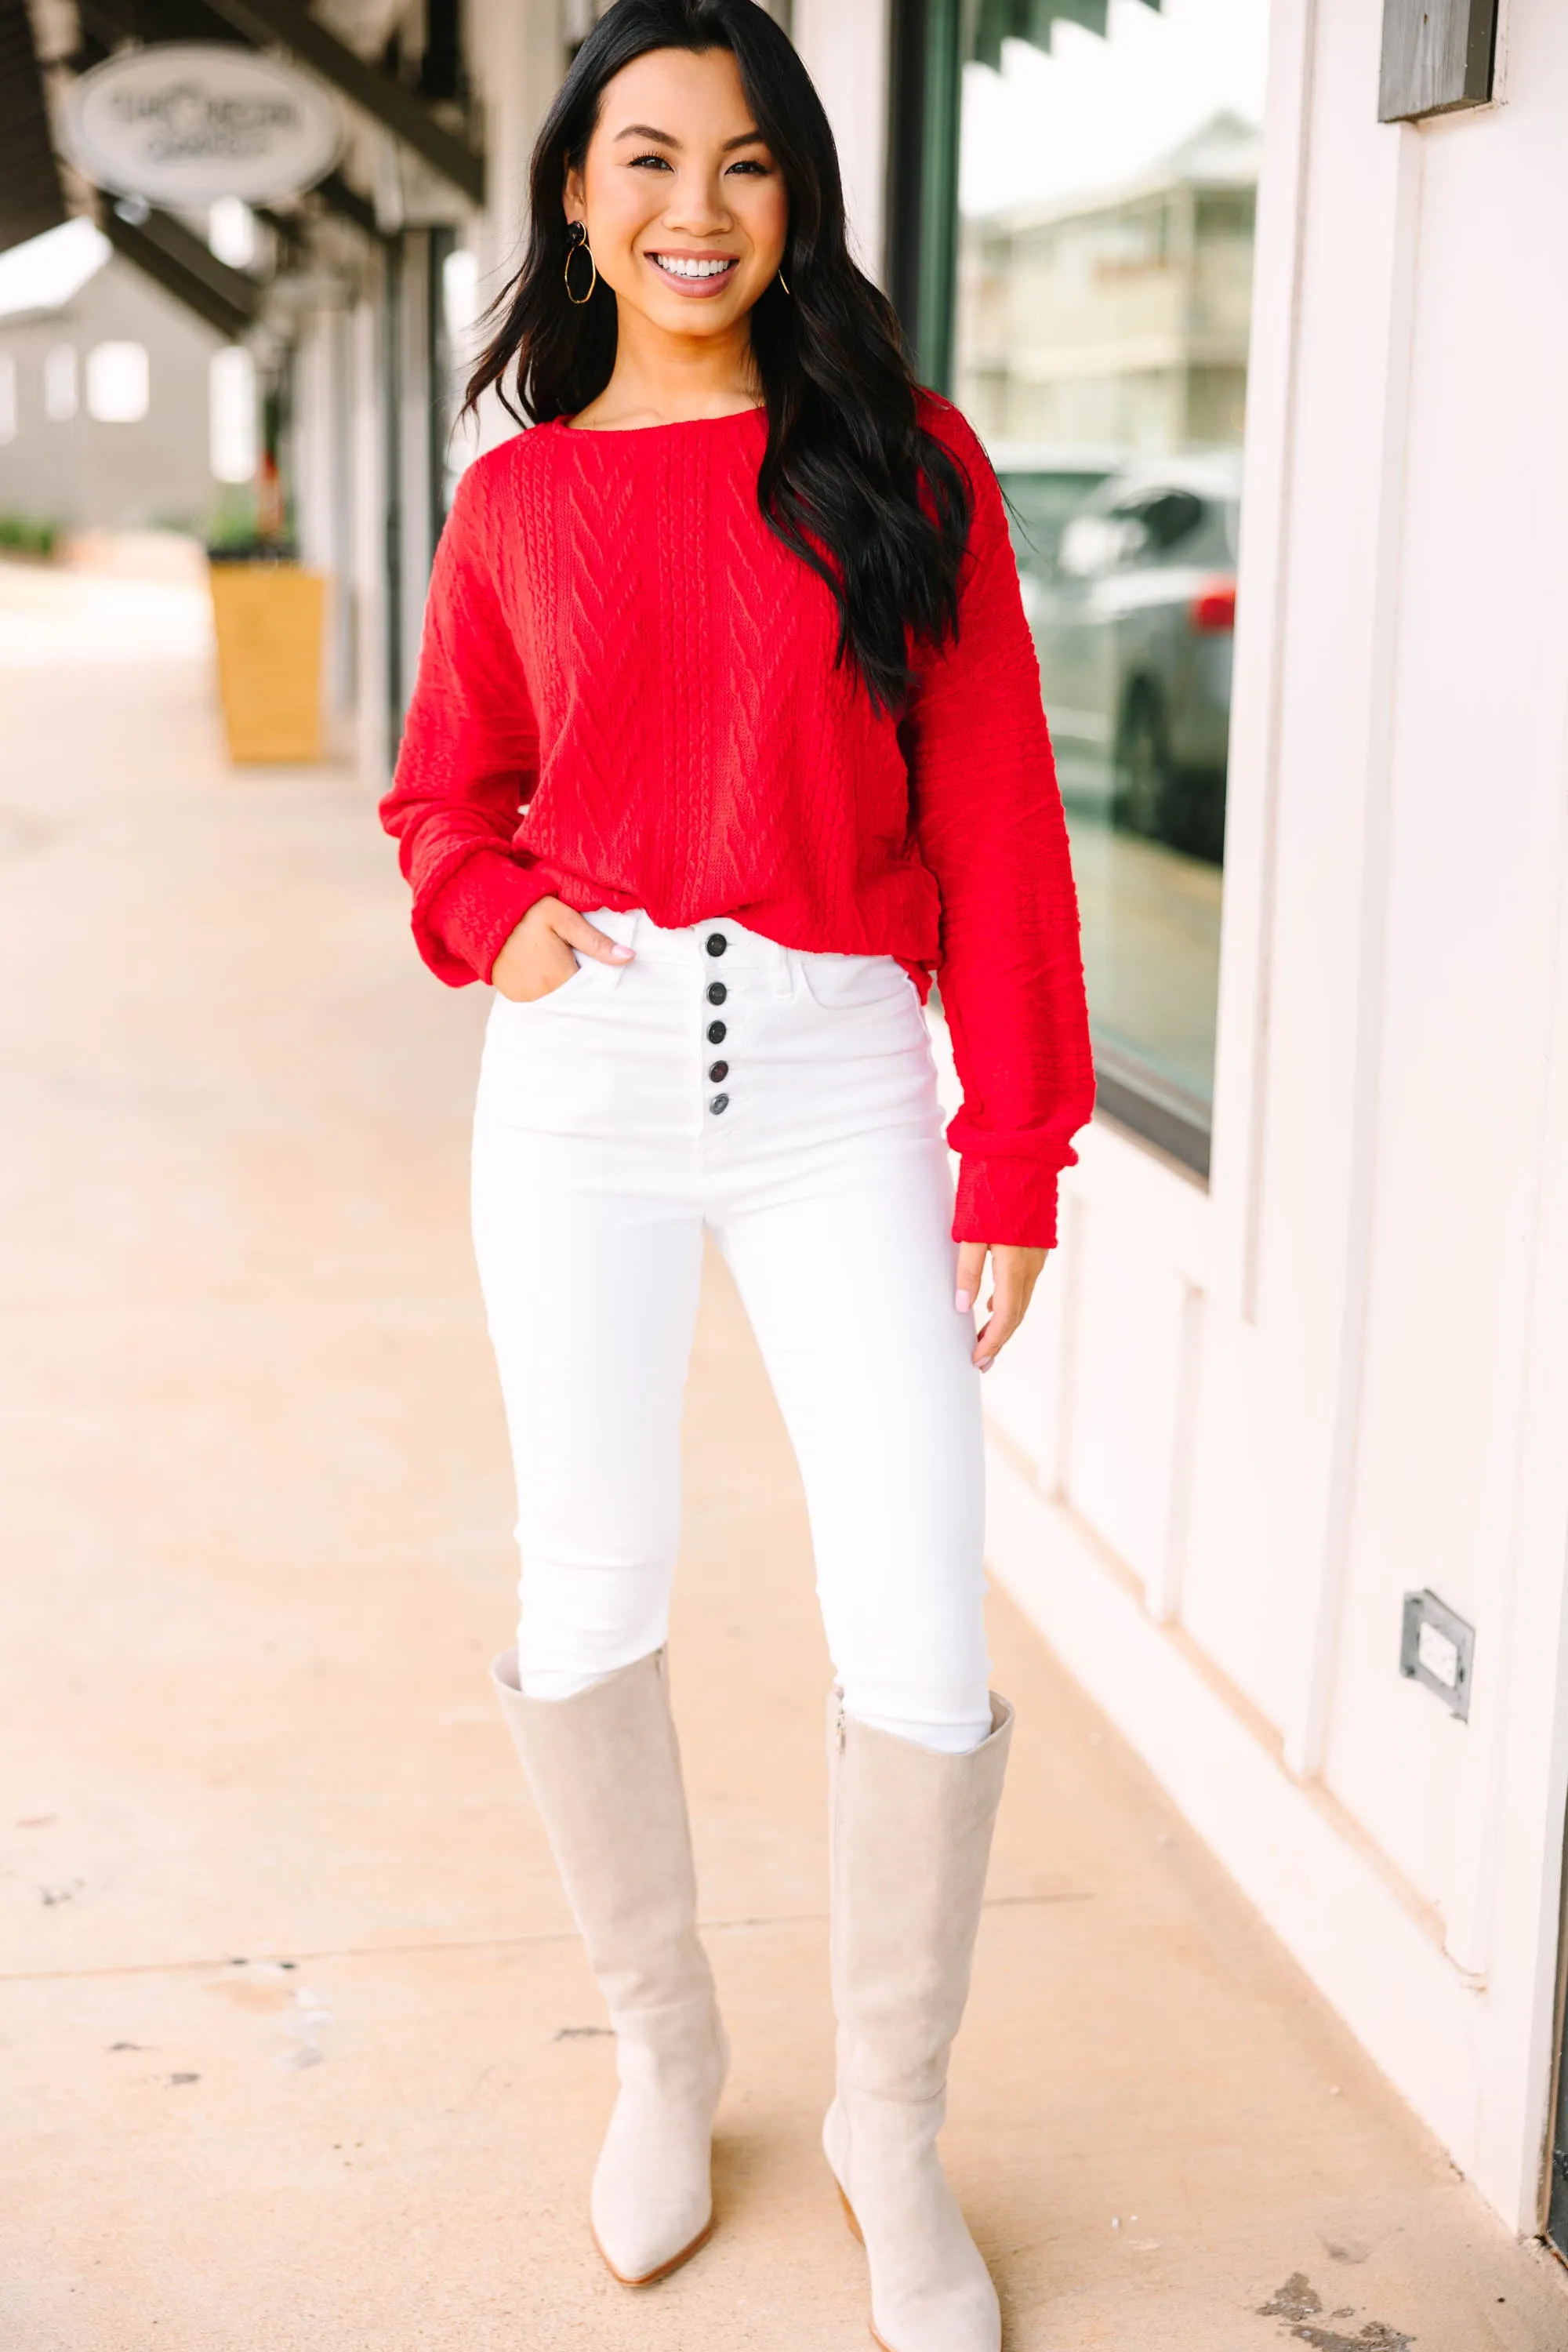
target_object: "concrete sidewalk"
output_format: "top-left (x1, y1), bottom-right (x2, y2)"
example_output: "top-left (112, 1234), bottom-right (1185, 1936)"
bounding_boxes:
top-left (2, 552), bottom-right (1565, 2352)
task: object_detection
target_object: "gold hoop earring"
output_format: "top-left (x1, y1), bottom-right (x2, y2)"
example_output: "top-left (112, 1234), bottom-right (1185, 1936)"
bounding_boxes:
top-left (564, 223), bottom-right (597, 305)
top-left (777, 270), bottom-right (791, 296)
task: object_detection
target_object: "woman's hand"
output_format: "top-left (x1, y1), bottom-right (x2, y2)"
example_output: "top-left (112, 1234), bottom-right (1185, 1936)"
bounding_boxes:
top-left (492, 896), bottom-right (634, 1002)
top-left (955, 1243), bottom-right (1049, 1372)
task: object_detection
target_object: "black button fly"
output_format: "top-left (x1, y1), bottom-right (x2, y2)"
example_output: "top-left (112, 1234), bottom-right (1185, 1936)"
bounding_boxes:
top-left (706, 932), bottom-right (728, 957)
top-left (706, 1020), bottom-right (726, 1044)
top-left (706, 982), bottom-right (727, 1006)
top-left (708, 1060), bottom-right (729, 1083)
top-left (709, 1092), bottom-right (730, 1115)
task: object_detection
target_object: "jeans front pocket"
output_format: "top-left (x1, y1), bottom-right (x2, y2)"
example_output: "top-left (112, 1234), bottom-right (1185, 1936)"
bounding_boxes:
top-left (794, 947), bottom-right (920, 1015)
top-left (496, 951), bottom-right (600, 1014)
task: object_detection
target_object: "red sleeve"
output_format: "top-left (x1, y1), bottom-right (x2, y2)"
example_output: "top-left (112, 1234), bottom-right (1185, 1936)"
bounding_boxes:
top-left (378, 454), bottom-right (558, 985)
top-left (906, 395), bottom-right (1096, 1249)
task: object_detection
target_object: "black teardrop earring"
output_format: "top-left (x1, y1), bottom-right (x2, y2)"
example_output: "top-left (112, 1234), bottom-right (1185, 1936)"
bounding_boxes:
top-left (564, 220), bottom-right (597, 305)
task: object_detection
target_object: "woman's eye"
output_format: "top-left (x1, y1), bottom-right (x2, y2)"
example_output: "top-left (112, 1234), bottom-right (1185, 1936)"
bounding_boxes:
top-left (622, 151), bottom-right (770, 177)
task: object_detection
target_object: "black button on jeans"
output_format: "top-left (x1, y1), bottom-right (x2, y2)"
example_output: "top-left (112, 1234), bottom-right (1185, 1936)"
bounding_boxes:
top-left (706, 1020), bottom-right (726, 1044)
top-left (709, 1093), bottom-right (730, 1115)
top-left (706, 981), bottom-right (727, 1005)
top-left (708, 1060), bottom-right (729, 1083)
top-left (706, 932), bottom-right (728, 956)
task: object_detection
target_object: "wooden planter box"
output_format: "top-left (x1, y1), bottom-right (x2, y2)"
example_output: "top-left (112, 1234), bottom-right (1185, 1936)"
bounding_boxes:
top-left (208, 558), bottom-right (326, 764)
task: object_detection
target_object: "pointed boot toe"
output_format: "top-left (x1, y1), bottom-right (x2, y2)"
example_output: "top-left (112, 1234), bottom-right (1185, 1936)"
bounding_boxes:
top-left (591, 2112), bottom-right (716, 2284)
top-left (590, 2013), bottom-right (728, 2284)
top-left (826, 2093), bottom-right (1000, 2352)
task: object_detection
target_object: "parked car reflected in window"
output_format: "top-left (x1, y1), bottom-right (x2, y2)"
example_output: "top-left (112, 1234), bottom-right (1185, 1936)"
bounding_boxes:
top-left (990, 443), bottom-right (1123, 581)
top-left (988, 449), bottom-right (1240, 1171)
top-left (1034, 456), bottom-right (1239, 866)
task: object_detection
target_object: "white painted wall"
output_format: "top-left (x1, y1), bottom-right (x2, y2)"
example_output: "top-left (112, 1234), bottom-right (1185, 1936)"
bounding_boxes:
top-left (969, 0), bottom-right (1568, 2235)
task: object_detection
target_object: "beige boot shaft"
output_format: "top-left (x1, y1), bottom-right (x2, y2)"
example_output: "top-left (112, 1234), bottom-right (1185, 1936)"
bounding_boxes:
top-left (492, 1649), bottom-right (728, 2285)
top-left (825, 1691), bottom-right (1014, 2352)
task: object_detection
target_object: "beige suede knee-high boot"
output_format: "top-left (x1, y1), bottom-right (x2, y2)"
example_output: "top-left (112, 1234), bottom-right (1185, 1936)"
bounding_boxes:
top-left (822, 1691), bottom-right (1014, 2352)
top-left (492, 1649), bottom-right (729, 2285)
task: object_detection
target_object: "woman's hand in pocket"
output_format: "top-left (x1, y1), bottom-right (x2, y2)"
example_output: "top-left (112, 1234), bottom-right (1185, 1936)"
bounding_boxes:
top-left (491, 898), bottom-right (635, 1004)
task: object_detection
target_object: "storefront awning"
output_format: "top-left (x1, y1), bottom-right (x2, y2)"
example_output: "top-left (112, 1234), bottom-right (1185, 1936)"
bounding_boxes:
top-left (101, 203), bottom-right (263, 340)
top-left (199, 0), bottom-right (483, 205)
top-left (969, 0), bottom-right (1163, 72)
top-left (0, 0), bottom-right (68, 259)
top-left (44, 0), bottom-right (482, 320)
top-left (78, 0), bottom-right (482, 209)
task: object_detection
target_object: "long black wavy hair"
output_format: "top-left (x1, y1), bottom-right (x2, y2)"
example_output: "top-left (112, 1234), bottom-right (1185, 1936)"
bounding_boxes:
top-left (463, 0), bottom-right (974, 717)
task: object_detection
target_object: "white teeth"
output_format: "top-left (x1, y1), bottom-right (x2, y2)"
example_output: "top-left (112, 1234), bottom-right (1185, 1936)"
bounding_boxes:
top-left (652, 254), bottom-right (733, 280)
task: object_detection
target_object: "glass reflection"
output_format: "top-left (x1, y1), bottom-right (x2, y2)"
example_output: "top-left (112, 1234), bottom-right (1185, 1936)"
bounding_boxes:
top-left (954, 1), bottom-right (1267, 1159)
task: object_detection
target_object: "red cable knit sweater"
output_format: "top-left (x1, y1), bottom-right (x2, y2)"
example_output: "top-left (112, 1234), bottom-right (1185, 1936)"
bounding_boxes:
top-left (380, 391), bottom-right (1094, 1247)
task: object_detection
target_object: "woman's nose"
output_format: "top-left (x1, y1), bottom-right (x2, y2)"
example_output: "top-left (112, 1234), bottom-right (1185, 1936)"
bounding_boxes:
top-left (659, 175), bottom-right (732, 234)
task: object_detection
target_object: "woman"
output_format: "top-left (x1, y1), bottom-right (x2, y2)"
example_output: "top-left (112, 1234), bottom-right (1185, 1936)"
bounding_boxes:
top-left (381, 4), bottom-right (1093, 2346)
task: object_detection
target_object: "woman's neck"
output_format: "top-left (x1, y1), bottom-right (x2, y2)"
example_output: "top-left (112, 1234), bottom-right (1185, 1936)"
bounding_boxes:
top-left (569, 317), bottom-right (762, 432)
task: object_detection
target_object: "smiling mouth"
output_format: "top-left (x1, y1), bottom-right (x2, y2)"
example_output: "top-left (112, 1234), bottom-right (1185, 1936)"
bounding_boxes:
top-left (647, 252), bottom-right (739, 284)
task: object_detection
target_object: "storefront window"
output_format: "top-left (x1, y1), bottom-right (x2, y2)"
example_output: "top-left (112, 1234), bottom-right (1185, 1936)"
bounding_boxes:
top-left (951, 0), bottom-right (1269, 1173)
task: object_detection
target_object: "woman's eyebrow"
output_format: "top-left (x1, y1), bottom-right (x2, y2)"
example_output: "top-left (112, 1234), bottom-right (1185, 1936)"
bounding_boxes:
top-left (612, 123), bottom-right (767, 152)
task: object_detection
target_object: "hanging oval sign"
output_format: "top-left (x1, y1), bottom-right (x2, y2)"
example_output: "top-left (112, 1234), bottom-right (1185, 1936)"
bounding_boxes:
top-left (62, 43), bottom-right (342, 207)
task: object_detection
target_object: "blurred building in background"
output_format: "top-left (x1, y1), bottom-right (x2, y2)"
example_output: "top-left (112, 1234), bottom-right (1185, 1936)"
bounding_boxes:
top-left (0, 224), bottom-right (223, 532)
top-left (956, 110), bottom-right (1258, 450)
top-left (8, 0), bottom-right (1568, 2263)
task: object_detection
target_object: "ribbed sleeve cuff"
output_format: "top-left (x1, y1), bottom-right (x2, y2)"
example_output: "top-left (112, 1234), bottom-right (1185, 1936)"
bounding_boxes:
top-left (422, 849), bottom-right (561, 984)
top-left (952, 1152), bottom-right (1065, 1250)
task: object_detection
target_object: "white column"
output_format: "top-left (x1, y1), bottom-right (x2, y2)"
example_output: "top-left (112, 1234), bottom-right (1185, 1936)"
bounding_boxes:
top-left (292, 301), bottom-right (357, 751)
top-left (350, 284), bottom-right (389, 788)
top-left (466, 0), bottom-right (568, 456)
top-left (791, 0), bottom-right (893, 283)
top-left (397, 231), bottom-right (434, 711)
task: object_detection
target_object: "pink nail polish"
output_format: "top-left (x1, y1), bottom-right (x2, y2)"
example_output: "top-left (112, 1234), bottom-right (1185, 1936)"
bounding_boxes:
top-left (955, 1290), bottom-right (971, 1314)
top-left (609, 945), bottom-right (634, 960)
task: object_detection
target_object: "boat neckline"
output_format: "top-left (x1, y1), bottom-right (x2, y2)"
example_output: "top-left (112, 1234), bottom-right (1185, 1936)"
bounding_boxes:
top-left (555, 404), bottom-right (765, 437)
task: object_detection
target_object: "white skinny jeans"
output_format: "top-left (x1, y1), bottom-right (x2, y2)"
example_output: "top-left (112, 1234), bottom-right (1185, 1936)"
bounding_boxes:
top-left (470, 907), bottom-right (992, 1755)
